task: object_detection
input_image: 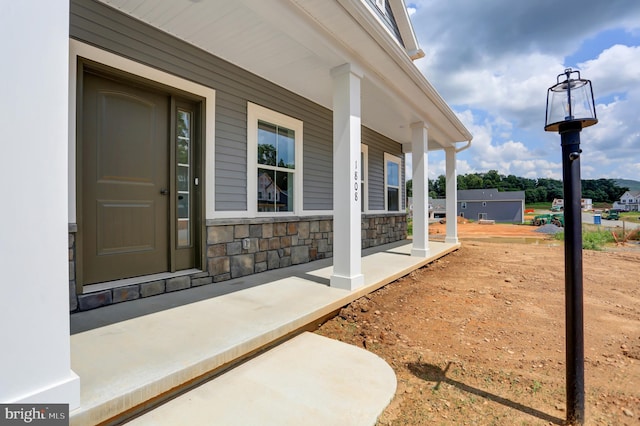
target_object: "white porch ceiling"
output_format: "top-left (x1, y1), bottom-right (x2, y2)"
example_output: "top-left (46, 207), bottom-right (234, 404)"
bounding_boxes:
top-left (98, 0), bottom-right (471, 150)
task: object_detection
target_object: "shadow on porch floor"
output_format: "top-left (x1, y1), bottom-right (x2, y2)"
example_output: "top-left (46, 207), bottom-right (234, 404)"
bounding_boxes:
top-left (69, 240), bottom-right (459, 425)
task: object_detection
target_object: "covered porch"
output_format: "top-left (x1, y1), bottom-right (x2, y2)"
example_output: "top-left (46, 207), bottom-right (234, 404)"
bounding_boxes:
top-left (0, 0), bottom-right (472, 417)
top-left (69, 240), bottom-right (459, 425)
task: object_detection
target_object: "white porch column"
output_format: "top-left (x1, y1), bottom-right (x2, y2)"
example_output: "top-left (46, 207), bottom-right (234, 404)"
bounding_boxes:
top-left (445, 147), bottom-right (459, 244)
top-left (330, 63), bottom-right (365, 290)
top-left (0, 0), bottom-right (80, 409)
top-left (410, 122), bottom-right (430, 257)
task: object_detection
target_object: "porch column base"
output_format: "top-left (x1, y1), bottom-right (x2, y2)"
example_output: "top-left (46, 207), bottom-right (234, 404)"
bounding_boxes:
top-left (330, 274), bottom-right (365, 291)
top-left (445, 236), bottom-right (459, 244)
top-left (12, 372), bottom-right (80, 410)
top-left (411, 248), bottom-right (431, 258)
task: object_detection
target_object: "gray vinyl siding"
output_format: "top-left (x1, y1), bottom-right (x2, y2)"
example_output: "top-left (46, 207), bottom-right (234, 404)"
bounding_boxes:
top-left (362, 127), bottom-right (404, 211)
top-left (70, 0), bottom-right (402, 214)
top-left (302, 120), bottom-right (334, 211)
top-left (458, 189), bottom-right (525, 223)
top-left (458, 201), bottom-right (523, 223)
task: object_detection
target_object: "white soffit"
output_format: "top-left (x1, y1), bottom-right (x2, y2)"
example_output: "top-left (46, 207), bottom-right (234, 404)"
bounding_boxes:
top-left (98, 0), bottom-right (470, 148)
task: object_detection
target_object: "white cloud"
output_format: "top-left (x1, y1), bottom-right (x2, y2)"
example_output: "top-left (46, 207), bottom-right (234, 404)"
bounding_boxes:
top-left (403, 1), bottom-right (640, 180)
top-left (572, 45), bottom-right (640, 178)
top-left (579, 45), bottom-right (640, 96)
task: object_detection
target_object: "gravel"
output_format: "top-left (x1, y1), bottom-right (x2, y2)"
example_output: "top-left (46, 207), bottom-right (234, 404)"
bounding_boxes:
top-left (534, 224), bottom-right (563, 234)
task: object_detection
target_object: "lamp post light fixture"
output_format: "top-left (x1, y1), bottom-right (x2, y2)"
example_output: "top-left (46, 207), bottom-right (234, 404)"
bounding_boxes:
top-left (544, 68), bottom-right (597, 425)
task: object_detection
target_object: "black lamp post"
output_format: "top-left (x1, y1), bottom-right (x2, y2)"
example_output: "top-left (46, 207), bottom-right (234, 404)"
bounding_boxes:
top-left (544, 68), bottom-right (598, 425)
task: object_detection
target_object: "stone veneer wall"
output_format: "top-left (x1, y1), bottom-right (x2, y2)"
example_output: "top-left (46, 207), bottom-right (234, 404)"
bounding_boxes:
top-left (69, 213), bottom-right (407, 312)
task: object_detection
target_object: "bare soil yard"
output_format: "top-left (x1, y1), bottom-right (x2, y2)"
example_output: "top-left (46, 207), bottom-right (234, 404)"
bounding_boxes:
top-left (316, 223), bottom-right (640, 425)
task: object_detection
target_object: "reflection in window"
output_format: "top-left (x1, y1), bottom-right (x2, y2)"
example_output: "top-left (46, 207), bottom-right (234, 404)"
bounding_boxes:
top-left (385, 153), bottom-right (401, 212)
top-left (177, 109), bottom-right (191, 247)
top-left (257, 120), bottom-right (295, 212)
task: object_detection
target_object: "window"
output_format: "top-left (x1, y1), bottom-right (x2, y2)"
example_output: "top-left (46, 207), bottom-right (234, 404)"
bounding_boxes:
top-left (176, 108), bottom-right (192, 247)
top-left (375, 0), bottom-right (387, 14)
top-left (248, 103), bottom-right (303, 215)
top-left (384, 153), bottom-right (401, 212)
top-left (360, 144), bottom-right (368, 212)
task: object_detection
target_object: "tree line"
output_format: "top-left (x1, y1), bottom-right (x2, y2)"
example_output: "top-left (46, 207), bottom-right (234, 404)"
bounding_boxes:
top-left (406, 170), bottom-right (628, 204)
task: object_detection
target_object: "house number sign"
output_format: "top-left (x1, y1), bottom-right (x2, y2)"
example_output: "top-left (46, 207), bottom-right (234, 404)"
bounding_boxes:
top-left (354, 160), bottom-right (359, 202)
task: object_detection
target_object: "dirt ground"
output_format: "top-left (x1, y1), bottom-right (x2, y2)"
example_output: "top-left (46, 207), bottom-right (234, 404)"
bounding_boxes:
top-left (316, 222), bottom-right (640, 425)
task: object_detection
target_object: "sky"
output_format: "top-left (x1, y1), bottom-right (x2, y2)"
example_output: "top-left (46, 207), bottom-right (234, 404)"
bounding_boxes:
top-left (404, 0), bottom-right (640, 182)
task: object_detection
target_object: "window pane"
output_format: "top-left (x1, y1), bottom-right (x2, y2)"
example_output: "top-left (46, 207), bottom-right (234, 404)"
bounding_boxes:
top-left (275, 170), bottom-right (293, 212)
top-left (178, 193), bottom-right (189, 218)
top-left (277, 127), bottom-right (295, 169)
top-left (177, 165), bottom-right (189, 192)
top-left (257, 168), bottom-right (293, 212)
top-left (177, 109), bottom-right (191, 248)
top-left (387, 187), bottom-right (399, 211)
top-left (387, 160), bottom-right (399, 186)
top-left (177, 111), bottom-right (190, 165)
top-left (178, 111), bottom-right (190, 138)
top-left (258, 169), bottom-right (275, 212)
top-left (258, 121), bottom-right (277, 166)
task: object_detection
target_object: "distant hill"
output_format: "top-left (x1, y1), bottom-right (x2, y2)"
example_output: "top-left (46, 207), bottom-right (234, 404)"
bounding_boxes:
top-left (614, 179), bottom-right (640, 192)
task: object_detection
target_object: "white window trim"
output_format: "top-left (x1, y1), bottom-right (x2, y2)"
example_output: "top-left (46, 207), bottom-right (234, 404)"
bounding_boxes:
top-left (361, 144), bottom-right (369, 213)
top-left (247, 102), bottom-right (303, 216)
top-left (384, 152), bottom-right (402, 212)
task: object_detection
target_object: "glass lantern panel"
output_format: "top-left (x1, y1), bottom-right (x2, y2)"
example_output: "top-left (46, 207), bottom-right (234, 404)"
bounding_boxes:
top-left (569, 83), bottom-right (596, 120)
top-left (546, 89), bottom-right (570, 125)
top-left (546, 80), bottom-right (596, 128)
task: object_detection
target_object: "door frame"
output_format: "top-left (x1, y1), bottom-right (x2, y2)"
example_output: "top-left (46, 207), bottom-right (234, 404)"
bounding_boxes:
top-left (72, 48), bottom-right (213, 292)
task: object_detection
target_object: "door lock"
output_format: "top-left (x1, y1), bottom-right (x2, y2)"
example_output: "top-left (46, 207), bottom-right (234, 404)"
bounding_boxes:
top-left (160, 188), bottom-right (169, 195)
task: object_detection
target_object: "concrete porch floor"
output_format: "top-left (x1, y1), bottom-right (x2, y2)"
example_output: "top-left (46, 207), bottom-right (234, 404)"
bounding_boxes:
top-left (69, 240), bottom-right (460, 425)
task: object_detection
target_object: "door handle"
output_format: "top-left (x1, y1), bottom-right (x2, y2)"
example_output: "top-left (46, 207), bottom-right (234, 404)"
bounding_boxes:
top-left (160, 188), bottom-right (169, 195)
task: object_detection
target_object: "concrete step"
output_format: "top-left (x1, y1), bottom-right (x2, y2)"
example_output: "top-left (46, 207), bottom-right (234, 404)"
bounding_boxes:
top-left (126, 332), bottom-right (396, 425)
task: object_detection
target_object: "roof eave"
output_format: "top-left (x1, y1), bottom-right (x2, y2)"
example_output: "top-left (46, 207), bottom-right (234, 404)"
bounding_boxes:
top-left (336, 0), bottom-right (472, 145)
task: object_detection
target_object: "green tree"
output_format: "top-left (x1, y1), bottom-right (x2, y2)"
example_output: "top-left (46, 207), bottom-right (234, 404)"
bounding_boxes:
top-left (482, 170), bottom-right (502, 188)
top-left (406, 179), bottom-right (413, 198)
top-left (457, 174), bottom-right (468, 190)
top-left (258, 144), bottom-right (276, 166)
top-left (466, 174), bottom-right (484, 189)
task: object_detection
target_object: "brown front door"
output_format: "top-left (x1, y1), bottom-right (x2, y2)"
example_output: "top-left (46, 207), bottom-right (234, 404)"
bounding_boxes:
top-left (81, 70), bottom-right (171, 284)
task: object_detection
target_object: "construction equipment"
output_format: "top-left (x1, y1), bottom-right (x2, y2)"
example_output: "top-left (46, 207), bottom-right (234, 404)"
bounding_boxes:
top-left (550, 213), bottom-right (564, 227)
top-left (531, 213), bottom-right (564, 227)
top-left (602, 209), bottom-right (620, 220)
top-left (531, 213), bottom-right (552, 226)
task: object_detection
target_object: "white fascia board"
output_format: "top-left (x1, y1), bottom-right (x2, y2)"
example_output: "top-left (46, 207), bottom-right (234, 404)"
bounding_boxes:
top-left (357, 0), bottom-right (415, 57)
top-left (335, 0), bottom-right (472, 144)
top-left (387, 0), bottom-right (424, 59)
